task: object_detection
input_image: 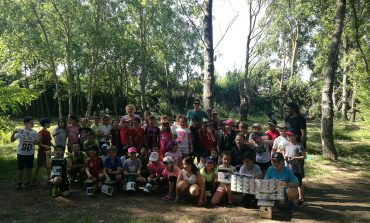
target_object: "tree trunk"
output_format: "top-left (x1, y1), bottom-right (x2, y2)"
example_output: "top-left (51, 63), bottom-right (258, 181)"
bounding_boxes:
top-left (290, 21), bottom-right (299, 77)
top-left (351, 84), bottom-right (356, 122)
top-left (185, 64), bottom-right (190, 111)
top-left (139, 5), bottom-right (147, 111)
top-left (202, 0), bottom-right (214, 110)
top-left (321, 0), bottom-right (346, 161)
top-left (341, 38), bottom-right (349, 121)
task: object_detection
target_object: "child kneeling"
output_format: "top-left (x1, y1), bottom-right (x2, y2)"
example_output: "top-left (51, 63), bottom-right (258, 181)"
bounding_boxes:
top-left (46, 145), bottom-right (71, 197)
top-left (161, 156), bottom-right (181, 201)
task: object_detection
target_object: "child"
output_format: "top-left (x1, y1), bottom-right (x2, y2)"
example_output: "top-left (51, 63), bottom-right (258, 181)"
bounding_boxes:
top-left (161, 156), bottom-right (181, 201)
top-left (138, 147), bottom-right (150, 178)
top-left (223, 119), bottom-right (236, 151)
top-left (272, 122), bottom-right (290, 155)
top-left (211, 151), bottom-right (235, 207)
top-left (200, 156), bottom-right (217, 201)
top-left (175, 157), bottom-right (205, 206)
top-left (100, 143), bottom-right (109, 163)
top-left (66, 115), bottom-right (80, 153)
top-left (159, 115), bottom-right (169, 130)
top-left (120, 119), bottom-right (131, 151)
top-left (165, 140), bottom-right (182, 167)
top-left (189, 117), bottom-right (207, 163)
top-left (10, 117), bottom-right (39, 190)
top-left (249, 132), bottom-right (271, 173)
top-left (174, 116), bottom-right (193, 156)
top-left (145, 152), bottom-right (165, 193)
top-left (129, 117), bottom-right (144, 149)
top-left (248, 123), bottom-right (264, 141)
top-left (103, 146), bottom-right (123, 183)
top-left (110, 119), bottom-right (122, 156)
top-left (239, 152), bottom-right (262, 207)
top-left (46, 146), bottom-right (71, 197)
top-left (265, 119), bottom-right (280, 141)
top-left (122, 147), bottom-right (146, 187)
top-left (90, 114), bottom-right (100, 135)
top-left (79, 118), bottom-right (92, 148)
top-left (285, 129), bottom-right (306, 207)
top-left (52, 117), bottom-right (67, 153)
top-left (33, 118), bottom-right (53, 185)
top-left (85, 144), bottom-right (106, 189)
top-left (69, 143), bottom-right (87, 182)
top-left (98, 115), bottom-right (112, 148)
top-left (144, 115), bottom-right (160, 153)
top-left (211, 148), bottom-right (219, 165)
top-left (238, 121), bottom-right (250, 141)
top-left (83, 131), bottom-right (99, 152)
top-left (159, 122), bottom-right (172, 161)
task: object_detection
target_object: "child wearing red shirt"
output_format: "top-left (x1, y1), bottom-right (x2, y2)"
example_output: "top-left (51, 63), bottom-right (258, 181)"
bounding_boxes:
top-left (33, 118), bottom-right (54, 185)
top-left (130, 117), bottom-right (144, 149)
top-left (120, 120), bottom-right (131, 151)
top-left (85, 144), bottom-right (105, 189)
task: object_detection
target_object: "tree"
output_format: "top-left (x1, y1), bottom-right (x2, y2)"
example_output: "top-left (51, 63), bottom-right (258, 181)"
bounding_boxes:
top-left (321, 0), bottom-right (346, 160)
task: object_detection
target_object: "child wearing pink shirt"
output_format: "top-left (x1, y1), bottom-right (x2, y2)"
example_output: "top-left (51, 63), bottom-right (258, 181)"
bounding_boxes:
top-left (160, 122), bottom-right (173, 161)
top-left (164, 140), bottom-right (182, 167)
top-left (161, 156), bottom-right (181, 201)
top-left (145, 152), bottom-right (165, 193)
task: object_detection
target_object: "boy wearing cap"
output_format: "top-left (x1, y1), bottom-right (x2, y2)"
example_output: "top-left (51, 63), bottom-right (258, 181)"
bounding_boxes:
top-left (272, 122), bottom-right (291, 155)
top-left (11, 117), bottom-right (40, 190)
top-left (32, 118), bottom-right (54, 185)
top-left (265, 152), bottom-right (299, 211)
top-left (103, 146), bottom-right (123, 183)
top-left (285, 128), bottom-right (306, 207)
top-left (265, 119), bottom-right (280, 141)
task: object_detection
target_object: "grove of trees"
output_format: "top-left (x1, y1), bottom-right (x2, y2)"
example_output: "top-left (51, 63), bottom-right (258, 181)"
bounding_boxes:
top-left (0, 0), bottom-right (369, 160)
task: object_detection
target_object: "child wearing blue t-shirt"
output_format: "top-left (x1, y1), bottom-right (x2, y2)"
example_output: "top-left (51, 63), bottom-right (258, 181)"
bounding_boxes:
top-left (103, 146), bottom-right (123, 184)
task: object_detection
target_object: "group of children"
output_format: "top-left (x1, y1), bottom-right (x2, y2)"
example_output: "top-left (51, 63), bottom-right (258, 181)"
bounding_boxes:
top-left (11, 104), bottom-right (306, 211)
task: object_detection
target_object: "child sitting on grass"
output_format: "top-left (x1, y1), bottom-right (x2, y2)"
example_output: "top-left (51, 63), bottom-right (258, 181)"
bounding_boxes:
top-left (69, 143), bottom-right (87, 182)
top-left (103, 146), bottom-right (123, 184)
top-left (85, 144), bottom-right (106, 190)
top-left (33, 118), bottom-right (54, 185)
top-left (46, 145), bottom-right (71, 197)
top-left (211, 151), bottom-right (235, 207)
top-left (11, 116), bottom-right (39, 190)
top-left (161, 156), bottom-right (181, 201)
top-left (122, 147), bottom-right (146, 187)
top-left (145, 152), bottom-right (165, 193)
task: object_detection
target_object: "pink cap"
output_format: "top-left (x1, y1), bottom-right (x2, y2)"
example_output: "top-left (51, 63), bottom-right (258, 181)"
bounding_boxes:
top-left (128, 147), bottom-right (137, 153)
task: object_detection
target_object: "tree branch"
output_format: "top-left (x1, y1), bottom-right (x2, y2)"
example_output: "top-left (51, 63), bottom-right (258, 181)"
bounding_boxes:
top-left (214, 14), bottom-right (238, 50)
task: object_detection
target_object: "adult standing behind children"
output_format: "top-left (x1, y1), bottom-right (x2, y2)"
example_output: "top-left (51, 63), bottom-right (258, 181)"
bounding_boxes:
top-left (285, 102), bottom-right (307, 147)
top-left (186, 99), bottom-right (209, 126)
top-left (120, 104), bottom-right (141, 126)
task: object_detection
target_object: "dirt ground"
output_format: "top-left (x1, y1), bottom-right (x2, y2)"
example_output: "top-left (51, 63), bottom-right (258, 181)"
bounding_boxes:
top-left (0, 161), bottom-right (369, 223)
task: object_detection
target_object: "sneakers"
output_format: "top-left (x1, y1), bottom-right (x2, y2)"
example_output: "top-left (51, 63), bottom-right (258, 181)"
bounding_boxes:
top-left (298, 199), bottom-right (305, 207)
top-left (162, 193), bottom-right (175, 201)
top-left (288, 202), bottom-right (296, 212)
top-left (15, 183), bottom-right (22, 191)
top-left (143, 183), bottom-right (152, 193)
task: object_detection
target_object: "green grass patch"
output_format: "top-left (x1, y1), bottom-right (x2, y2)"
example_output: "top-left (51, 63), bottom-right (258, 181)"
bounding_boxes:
top-left (304, 155), bottom-right (333, 179)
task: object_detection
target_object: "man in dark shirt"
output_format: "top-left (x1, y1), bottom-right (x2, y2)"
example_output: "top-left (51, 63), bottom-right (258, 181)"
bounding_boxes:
top-left (285, 103), bottom-right (307, 148)
top-left (230, 133), bottom-right (255, 170)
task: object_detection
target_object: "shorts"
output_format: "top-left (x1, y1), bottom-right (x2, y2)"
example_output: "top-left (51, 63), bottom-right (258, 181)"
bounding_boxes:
top-left (294, 173), bottom-right (303, 186)
top-left (205, 181), bottom-right (214, 192)
top-left (37, 153), bottom-right (46, 168)
top-left (216, 186), bottom-right (227, 193)
top-left (17, 154), bottom-right (34, 170)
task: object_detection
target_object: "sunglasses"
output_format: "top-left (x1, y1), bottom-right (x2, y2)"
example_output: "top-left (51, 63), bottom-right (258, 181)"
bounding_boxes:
top-left (163, 161), bottom-right (169, 165)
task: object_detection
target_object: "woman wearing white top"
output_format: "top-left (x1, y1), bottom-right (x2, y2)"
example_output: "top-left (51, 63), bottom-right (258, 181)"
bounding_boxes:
top-left (175, 157), bottom-right (205, 206)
